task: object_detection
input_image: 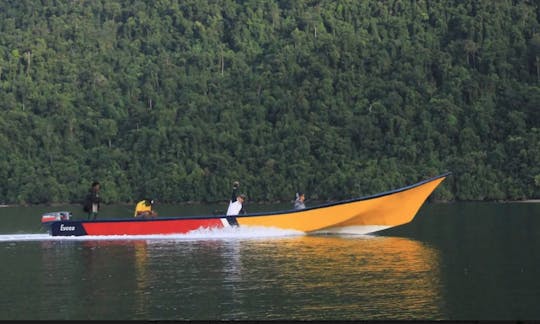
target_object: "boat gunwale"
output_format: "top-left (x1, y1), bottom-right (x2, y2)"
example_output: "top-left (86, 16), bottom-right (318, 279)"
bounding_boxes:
top-left (239, 171), bottom-right (451, 219)
top-left (49, 172), bottom-right (451, 225)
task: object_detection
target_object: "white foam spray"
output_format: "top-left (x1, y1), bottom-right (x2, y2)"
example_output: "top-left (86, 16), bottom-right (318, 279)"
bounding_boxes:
top-left (0, 226), bottom-right (304, 243)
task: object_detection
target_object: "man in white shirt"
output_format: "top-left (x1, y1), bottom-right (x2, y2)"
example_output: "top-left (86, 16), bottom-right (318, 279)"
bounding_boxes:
top-left (225, 181), bottom-right (246, 226)
top-left (226, 193), bottom-right (246, 216)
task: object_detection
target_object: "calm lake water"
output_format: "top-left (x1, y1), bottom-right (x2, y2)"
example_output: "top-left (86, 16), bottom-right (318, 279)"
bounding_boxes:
top-left (0, 201), bottom-right (539, 320)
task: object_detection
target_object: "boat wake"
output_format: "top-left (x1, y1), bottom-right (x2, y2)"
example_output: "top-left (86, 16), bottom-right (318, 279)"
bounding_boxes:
top-left (0, 226), bottom-right (305, 243)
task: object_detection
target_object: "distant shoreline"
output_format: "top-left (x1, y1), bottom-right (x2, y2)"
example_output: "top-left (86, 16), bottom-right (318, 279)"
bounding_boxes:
top-left (1, 199), bottom-right (539, 208)
top-left (516, 199), bottom-right (540, 203)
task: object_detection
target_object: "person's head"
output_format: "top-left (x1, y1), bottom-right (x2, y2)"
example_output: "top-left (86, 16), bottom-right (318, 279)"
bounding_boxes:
top-left (297, 192), bottom-right (305, 201)
top-left (91, 181), bottom-right (100, 190)
top-left (238, 193), bottom-right (246, 203)
top-left (145, 199), bottom-right (154, 206)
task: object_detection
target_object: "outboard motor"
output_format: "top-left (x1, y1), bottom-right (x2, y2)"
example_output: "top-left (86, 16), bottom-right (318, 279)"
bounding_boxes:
top-left (41, 211), bottom-right (72, 225)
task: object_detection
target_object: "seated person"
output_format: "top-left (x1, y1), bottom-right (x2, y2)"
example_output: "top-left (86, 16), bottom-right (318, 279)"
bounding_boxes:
top-left (134, 199), bottom-right (158, 218)
top-left (293, 192), bottom-right (306, 210)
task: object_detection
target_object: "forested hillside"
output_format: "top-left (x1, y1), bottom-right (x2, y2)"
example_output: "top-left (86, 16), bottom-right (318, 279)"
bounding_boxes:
top-left (0, 0), bottom-right (539, 204)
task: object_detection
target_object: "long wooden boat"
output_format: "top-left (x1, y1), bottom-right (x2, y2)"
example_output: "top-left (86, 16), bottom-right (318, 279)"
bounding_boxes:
top-left (42, 172), bottom-right (450, 236)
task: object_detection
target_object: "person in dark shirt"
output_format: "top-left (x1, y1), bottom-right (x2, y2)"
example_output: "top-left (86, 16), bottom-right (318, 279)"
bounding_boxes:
top-left (84, 181), bottom-right (101, 220)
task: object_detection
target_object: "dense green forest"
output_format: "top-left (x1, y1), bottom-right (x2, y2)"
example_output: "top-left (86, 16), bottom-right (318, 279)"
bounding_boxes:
top-left (0, 0), bottom-right (539, 205)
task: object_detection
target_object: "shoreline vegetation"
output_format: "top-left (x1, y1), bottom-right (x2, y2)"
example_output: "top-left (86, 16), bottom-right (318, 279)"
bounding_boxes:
top-left (0, 2), bottom-right (539, 204)
top-left (1, 198), bottom-right (539, 209)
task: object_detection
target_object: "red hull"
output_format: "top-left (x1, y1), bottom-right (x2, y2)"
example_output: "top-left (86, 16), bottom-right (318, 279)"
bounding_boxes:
top-left (48, 217), bottom-right (228, 236)
top-left (83, 218), bottom-right (225, 235)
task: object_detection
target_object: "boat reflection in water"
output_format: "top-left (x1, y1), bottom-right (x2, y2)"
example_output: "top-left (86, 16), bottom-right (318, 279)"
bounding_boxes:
top-left (37, 234), bottom-right (444, 320)
top-left (86, 240), bottom-right (156, 318)
top-left (237, 235), bottom-right (445, 320)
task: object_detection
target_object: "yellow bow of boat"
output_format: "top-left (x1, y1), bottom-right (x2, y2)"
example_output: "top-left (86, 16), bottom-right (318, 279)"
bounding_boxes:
top-left (236, 172), bottom-right (450, 235)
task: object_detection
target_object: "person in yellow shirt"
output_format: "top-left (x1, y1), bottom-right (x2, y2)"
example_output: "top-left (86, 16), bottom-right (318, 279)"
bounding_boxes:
top-left (134, 199), bottom-right (158, 218)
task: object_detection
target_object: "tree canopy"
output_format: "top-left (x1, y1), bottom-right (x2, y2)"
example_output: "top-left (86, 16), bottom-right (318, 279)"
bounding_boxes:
top-left (0, 0), bottom-right (539, 205)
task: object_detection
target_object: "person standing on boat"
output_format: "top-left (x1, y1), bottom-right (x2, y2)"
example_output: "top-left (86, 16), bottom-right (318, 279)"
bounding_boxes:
top-left (226, 181), bottom-right (246, 226)
top-left (293, 192), bottom-right (306, 210)
top-left (84, 181), bottom-right (101, 220)
top-left (134, 199), bottom-right (158, 218)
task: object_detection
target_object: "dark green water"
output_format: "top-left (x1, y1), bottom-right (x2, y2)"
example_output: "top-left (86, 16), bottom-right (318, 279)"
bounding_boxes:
top-left (0, 202), bottom-right (539, 320)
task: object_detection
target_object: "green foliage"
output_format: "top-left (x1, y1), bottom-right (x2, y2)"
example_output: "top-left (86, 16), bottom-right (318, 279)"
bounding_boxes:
top-left (0, 0), bottom-right (539, 204)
